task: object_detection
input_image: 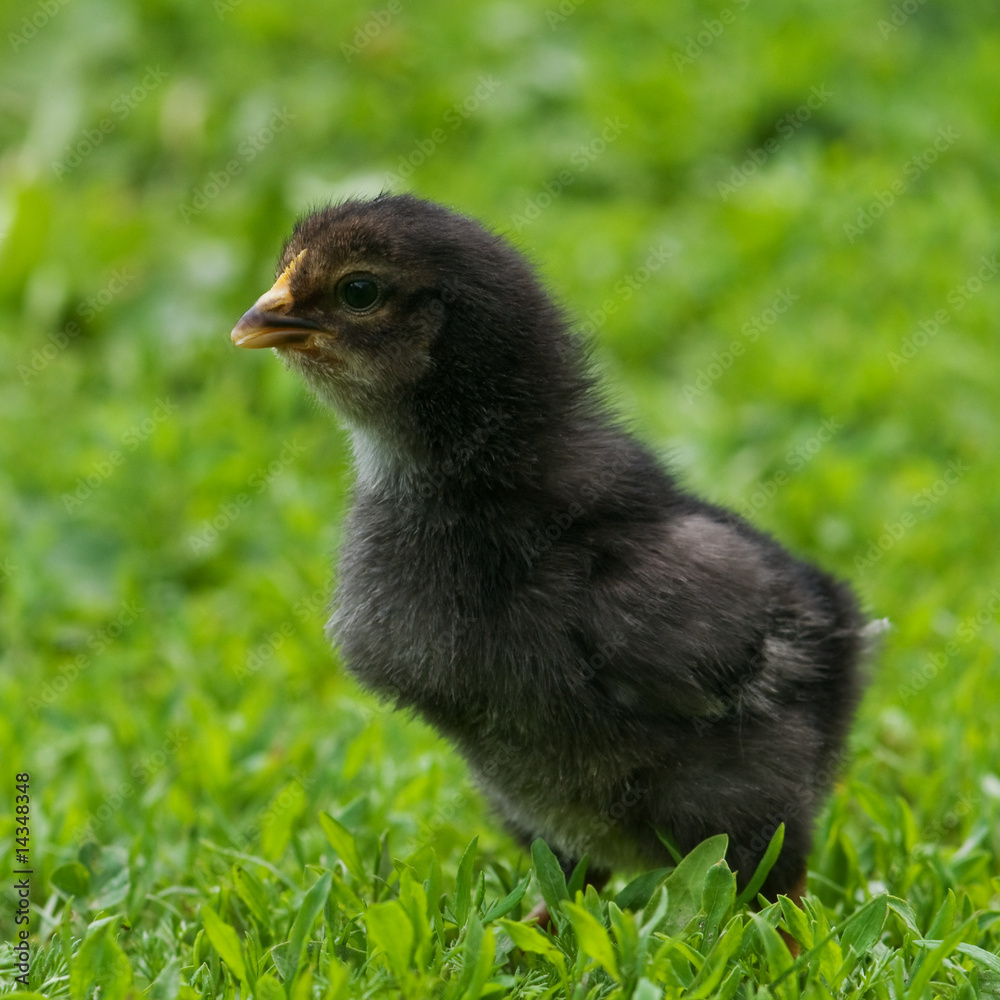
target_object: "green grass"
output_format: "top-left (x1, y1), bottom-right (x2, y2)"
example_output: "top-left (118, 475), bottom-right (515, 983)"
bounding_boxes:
top-left (2, 0), bottom-right (999, 996)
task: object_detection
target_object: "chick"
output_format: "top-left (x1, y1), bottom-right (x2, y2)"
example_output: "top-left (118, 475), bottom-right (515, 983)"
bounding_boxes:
top-left (231, 194), bottom-right (864, 902)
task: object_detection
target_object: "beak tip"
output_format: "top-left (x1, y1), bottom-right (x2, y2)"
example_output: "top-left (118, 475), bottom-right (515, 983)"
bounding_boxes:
top-left (230, 314), bottom-right (255, 348)
top-left (230, 254), bottom-right (310, 349)
top-left (228, 309), bottom-right (317, 349)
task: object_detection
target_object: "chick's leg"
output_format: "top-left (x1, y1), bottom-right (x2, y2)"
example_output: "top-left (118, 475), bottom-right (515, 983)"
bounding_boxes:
top-left (777, 868), bottom-right (807, 958)
top-left (525, 855), bottom-right (611, 930)
top-left (728, 827), bottom-right (808, 955)
top-left (514, 836), bottom-right (610, 930)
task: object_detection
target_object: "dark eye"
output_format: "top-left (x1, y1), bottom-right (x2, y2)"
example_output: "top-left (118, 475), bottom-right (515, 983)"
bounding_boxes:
top-left (340, 276), bottom-right (380, 311)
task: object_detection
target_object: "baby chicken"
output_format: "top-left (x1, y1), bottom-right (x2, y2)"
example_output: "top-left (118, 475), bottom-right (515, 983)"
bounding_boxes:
top-left (231, 194), bottom-right (864, 902)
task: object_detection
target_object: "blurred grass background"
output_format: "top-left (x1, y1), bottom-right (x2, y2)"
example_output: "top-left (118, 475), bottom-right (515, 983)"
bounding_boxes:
top-left (1, 0), bottom-right (999, 993)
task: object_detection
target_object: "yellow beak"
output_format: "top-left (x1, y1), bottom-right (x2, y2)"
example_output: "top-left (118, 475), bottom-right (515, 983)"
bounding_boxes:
top-left (231, 249), bottom-right (321, 348)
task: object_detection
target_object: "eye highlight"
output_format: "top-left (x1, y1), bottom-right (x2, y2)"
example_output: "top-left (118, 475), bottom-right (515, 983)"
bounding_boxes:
top-left (339, 275), bottom-right (380, 311)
